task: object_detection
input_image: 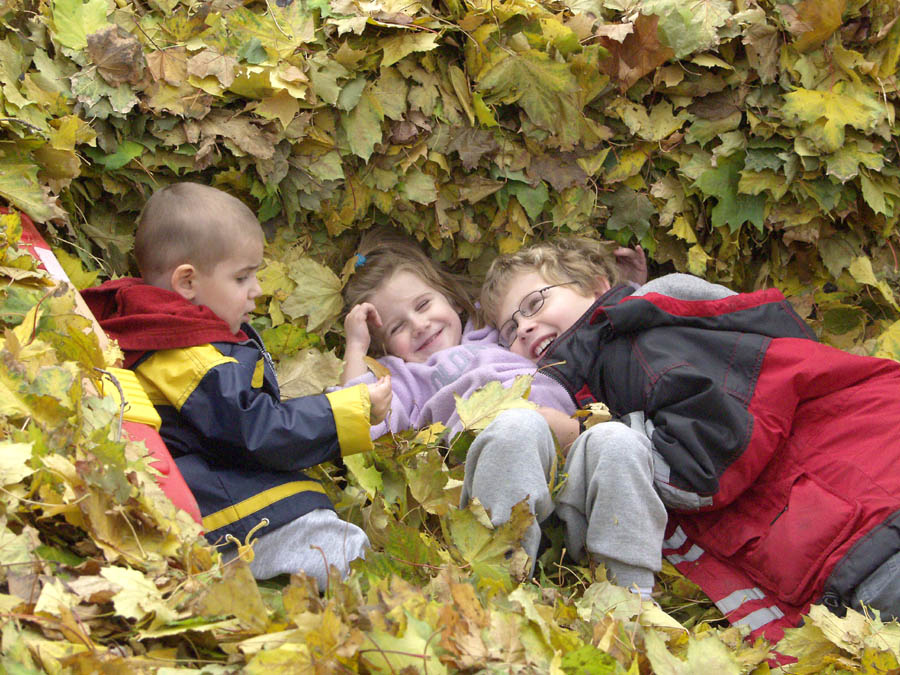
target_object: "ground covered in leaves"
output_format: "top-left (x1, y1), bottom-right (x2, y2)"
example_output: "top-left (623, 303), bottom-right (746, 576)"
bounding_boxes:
top-left (4, 209), bottom-right (900, 673)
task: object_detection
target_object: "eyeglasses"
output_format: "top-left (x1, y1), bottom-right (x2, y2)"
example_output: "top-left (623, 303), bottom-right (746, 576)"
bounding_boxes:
top-left (498, 282), bottom-right (577, 348)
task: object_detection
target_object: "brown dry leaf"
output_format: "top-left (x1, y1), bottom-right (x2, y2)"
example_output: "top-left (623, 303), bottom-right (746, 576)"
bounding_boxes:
top-left (145, 47), bottom-right (188, 85)
top-left (187, 49), bottom-right (238, 87)
top-left (86, 25), bottom-right (145, 86)
top-left (598, 13), bottom-right (675, 92)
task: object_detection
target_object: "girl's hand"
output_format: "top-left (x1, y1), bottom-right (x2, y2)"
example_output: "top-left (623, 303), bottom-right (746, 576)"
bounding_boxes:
top-left (366, 375), bottom-right (392, 424)
top-left (615, 245), bottom-right (648, 286)
top-left (344, 302), bottom-right (381, 354)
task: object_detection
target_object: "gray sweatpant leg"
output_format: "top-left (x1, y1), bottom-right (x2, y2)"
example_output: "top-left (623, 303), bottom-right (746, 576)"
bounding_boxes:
top-left (460, 408), bottom-right (557, 562)
top-left (233, 509), bottom-right (370, 590)
top-left (853, 550), bottom-right (900, 621)
top-left (555, 421), bottom-right (667, 590)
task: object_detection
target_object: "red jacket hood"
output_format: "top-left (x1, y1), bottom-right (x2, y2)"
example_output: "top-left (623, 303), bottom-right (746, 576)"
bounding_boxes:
top-left (82, 278), bottom-right (247, 368)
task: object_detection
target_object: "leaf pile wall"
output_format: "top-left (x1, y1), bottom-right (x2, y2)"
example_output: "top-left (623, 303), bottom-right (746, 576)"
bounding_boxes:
top-left (1, 0), bottom-right (899, 349)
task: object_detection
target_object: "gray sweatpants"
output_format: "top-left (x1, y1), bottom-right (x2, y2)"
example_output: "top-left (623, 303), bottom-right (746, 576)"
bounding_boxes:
top-left (225, 509), bottom-right (370, 591)
top-left (853, 551), bottom-right (900, 620)
top-left (461, 408), bottom-right (666, 590)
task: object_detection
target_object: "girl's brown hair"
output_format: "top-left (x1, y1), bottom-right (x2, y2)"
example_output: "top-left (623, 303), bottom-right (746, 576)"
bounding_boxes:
top-left (342, 229), bottom-right (480, 352)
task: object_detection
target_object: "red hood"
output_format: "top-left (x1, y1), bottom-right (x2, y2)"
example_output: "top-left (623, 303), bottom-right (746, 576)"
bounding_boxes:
top-left (82, 278), bottom-right (247, 368)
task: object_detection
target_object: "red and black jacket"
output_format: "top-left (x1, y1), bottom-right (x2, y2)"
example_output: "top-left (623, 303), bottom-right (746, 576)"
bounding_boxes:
top-left (540, 281), bottom-right (900, 639)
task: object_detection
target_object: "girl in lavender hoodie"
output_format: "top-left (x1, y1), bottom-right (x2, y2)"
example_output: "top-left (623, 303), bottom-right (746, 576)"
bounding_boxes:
top-left (340, 232), bottom-right (650, 587)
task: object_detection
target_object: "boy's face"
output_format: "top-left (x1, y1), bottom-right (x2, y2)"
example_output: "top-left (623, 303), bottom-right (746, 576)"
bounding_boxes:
top-left (495, 270), bottom-right (608, 361)
top-left (370, 270), bottom-right (463, 363)
top-left (190, 234), bottom-right (264, 334)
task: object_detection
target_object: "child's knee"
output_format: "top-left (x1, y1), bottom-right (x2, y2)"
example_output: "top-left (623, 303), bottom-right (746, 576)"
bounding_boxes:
top-left (579, 421), bottom-right (652, 466)
top-left (488, 407), bottom-right (551, 438)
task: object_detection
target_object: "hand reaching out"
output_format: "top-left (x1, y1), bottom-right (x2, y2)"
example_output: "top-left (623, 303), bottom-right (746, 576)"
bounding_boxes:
top-left (614, 245), bottom-right (648, 286)
top-left (366, 375), bottom-right (392, 424)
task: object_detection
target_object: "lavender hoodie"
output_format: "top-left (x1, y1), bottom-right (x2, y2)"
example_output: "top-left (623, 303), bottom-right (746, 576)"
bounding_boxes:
top-left (344, 322), bottom-right (576, 438)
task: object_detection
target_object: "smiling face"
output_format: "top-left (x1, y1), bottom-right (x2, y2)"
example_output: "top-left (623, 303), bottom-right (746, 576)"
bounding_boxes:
top-left (189, 234), bottom-right (264, 334)
top-left (495, 270), bottom-right (608, 361)
top-left (370, 270), bottom-right (463, 363)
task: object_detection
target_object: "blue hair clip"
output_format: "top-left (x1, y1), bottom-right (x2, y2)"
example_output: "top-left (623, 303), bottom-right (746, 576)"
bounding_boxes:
top-left (355, 254), bottom-right (367, 268)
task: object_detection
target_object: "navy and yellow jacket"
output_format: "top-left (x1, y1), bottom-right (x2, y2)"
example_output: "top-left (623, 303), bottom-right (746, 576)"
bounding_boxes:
top-left (83, 278), bottom-right (373, 546)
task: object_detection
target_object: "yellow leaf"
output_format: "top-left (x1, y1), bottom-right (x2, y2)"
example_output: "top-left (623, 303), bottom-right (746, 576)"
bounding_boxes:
top-left (687, 244), bottom-right (711, 276)
top-left (781, 82), bottom-right (886, 153)
top-left (52, 247), bottom-right (100, 289)
top-left (670, 215), bottom-right (698, 243)
top-left (281, 257), bottom-right (342, 332)
top-left (605, 146), bottom-right (648, 182)
top-left (0, 441), bottom-right (34, 485)
top-left (848, 256), bottom-right (899, 310)
top-left (454, 374), bottom-right (537, 432)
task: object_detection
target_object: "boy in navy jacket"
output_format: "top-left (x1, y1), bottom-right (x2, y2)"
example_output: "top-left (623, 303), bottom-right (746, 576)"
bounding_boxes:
top-left (84, 182), bottom-right (391, 589)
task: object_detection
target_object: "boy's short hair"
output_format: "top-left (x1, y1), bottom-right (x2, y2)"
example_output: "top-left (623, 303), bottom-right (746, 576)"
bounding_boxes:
top-left (481, 237), bottom-right (622, 326)
top-left (134, 182), bottom-right (262, 284)
top-left (343, 229), bottom-right (479, 353)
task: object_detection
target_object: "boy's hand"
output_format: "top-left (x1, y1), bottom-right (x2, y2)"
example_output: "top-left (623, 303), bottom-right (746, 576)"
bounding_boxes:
top-left (366, 375), bottom-right (392, 425)
top-left (614, 245), bottom-right (648, 286)
top-left (344, 302), bottom-right (381, 354)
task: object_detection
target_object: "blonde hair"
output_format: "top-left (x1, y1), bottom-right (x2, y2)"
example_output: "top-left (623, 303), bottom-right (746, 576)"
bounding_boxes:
top-left (134, 182), bottom-right (262, 285)
top-left (343, 230), bottom-right (479, 353)
top-left (481, 237), bottom-right (622, 326)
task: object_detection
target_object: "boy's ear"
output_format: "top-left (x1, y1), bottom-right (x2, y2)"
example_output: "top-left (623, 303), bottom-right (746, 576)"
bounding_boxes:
top-left (170, 264), bottom-right (197, 301)
top-left (592, 275), bottom-right (611, 298)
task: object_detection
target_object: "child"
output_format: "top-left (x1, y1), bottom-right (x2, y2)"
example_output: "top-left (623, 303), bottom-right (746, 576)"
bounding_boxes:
top-left (481, 236), bottom-right (900, 639)
top-left (83, 182), bottom-right (391, 590)
top-left (340, 231), bottom-right (648, 582)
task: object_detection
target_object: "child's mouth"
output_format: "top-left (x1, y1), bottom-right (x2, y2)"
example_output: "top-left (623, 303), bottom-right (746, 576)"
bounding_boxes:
top-left (417, 328), bottom-right (443, 352)
top-left (533, 336), bottom-right (555, 359)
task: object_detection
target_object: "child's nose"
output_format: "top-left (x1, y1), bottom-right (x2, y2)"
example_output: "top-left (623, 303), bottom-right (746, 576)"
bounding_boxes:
top-left (516, 315), bottom-right (537, 337)
top-left (249, 277), bottom-right (262, 298)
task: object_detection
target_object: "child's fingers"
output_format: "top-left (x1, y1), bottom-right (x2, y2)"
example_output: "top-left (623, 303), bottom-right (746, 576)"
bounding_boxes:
top-left (361, 303), bottom-right (382, 328)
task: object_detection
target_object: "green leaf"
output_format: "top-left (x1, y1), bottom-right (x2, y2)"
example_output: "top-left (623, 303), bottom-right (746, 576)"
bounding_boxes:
top-left (97, 140), bottom-right (144, 170)
top-left (694, 153), bottom-right (766, 232)
top-left (237, 37), bottom-right (267, 65)
top-left (400, 167), bottom-right (438, 204)
top-left (509, 181), bottom-right (549, 220)
top-left (51, 0), bottom-right (109, 50)
top-left (848, 256), bottom-right (899, 310)
top-left (642, 0), bottom-right (732, 58)
top-left (601, 186), bottom-right (655, 239)
top-left (360, 612), bottom-right (448, 674)
top-left (343, 453), bottom-right (384, 500)
top-left (341, 88), bottom-right (384, 161)
top-left (477, 50), bottom-right (581, 145)
top-left (0, 156), bottom-right (66, 223)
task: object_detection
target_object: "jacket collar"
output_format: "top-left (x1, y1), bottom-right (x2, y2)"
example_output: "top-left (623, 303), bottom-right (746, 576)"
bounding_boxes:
top-left (537, 284), bottom-right (635, 400)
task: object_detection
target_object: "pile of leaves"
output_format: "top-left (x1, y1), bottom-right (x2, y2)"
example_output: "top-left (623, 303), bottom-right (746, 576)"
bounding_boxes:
top-left (1, 0), bottom-right (899, 352)
top-left (4, 208), bottom-right (900, 671)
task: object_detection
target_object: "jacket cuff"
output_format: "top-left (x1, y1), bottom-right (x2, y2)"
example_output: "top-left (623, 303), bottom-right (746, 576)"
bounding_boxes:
top-left (325, 385), bottom-right (374, 456)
